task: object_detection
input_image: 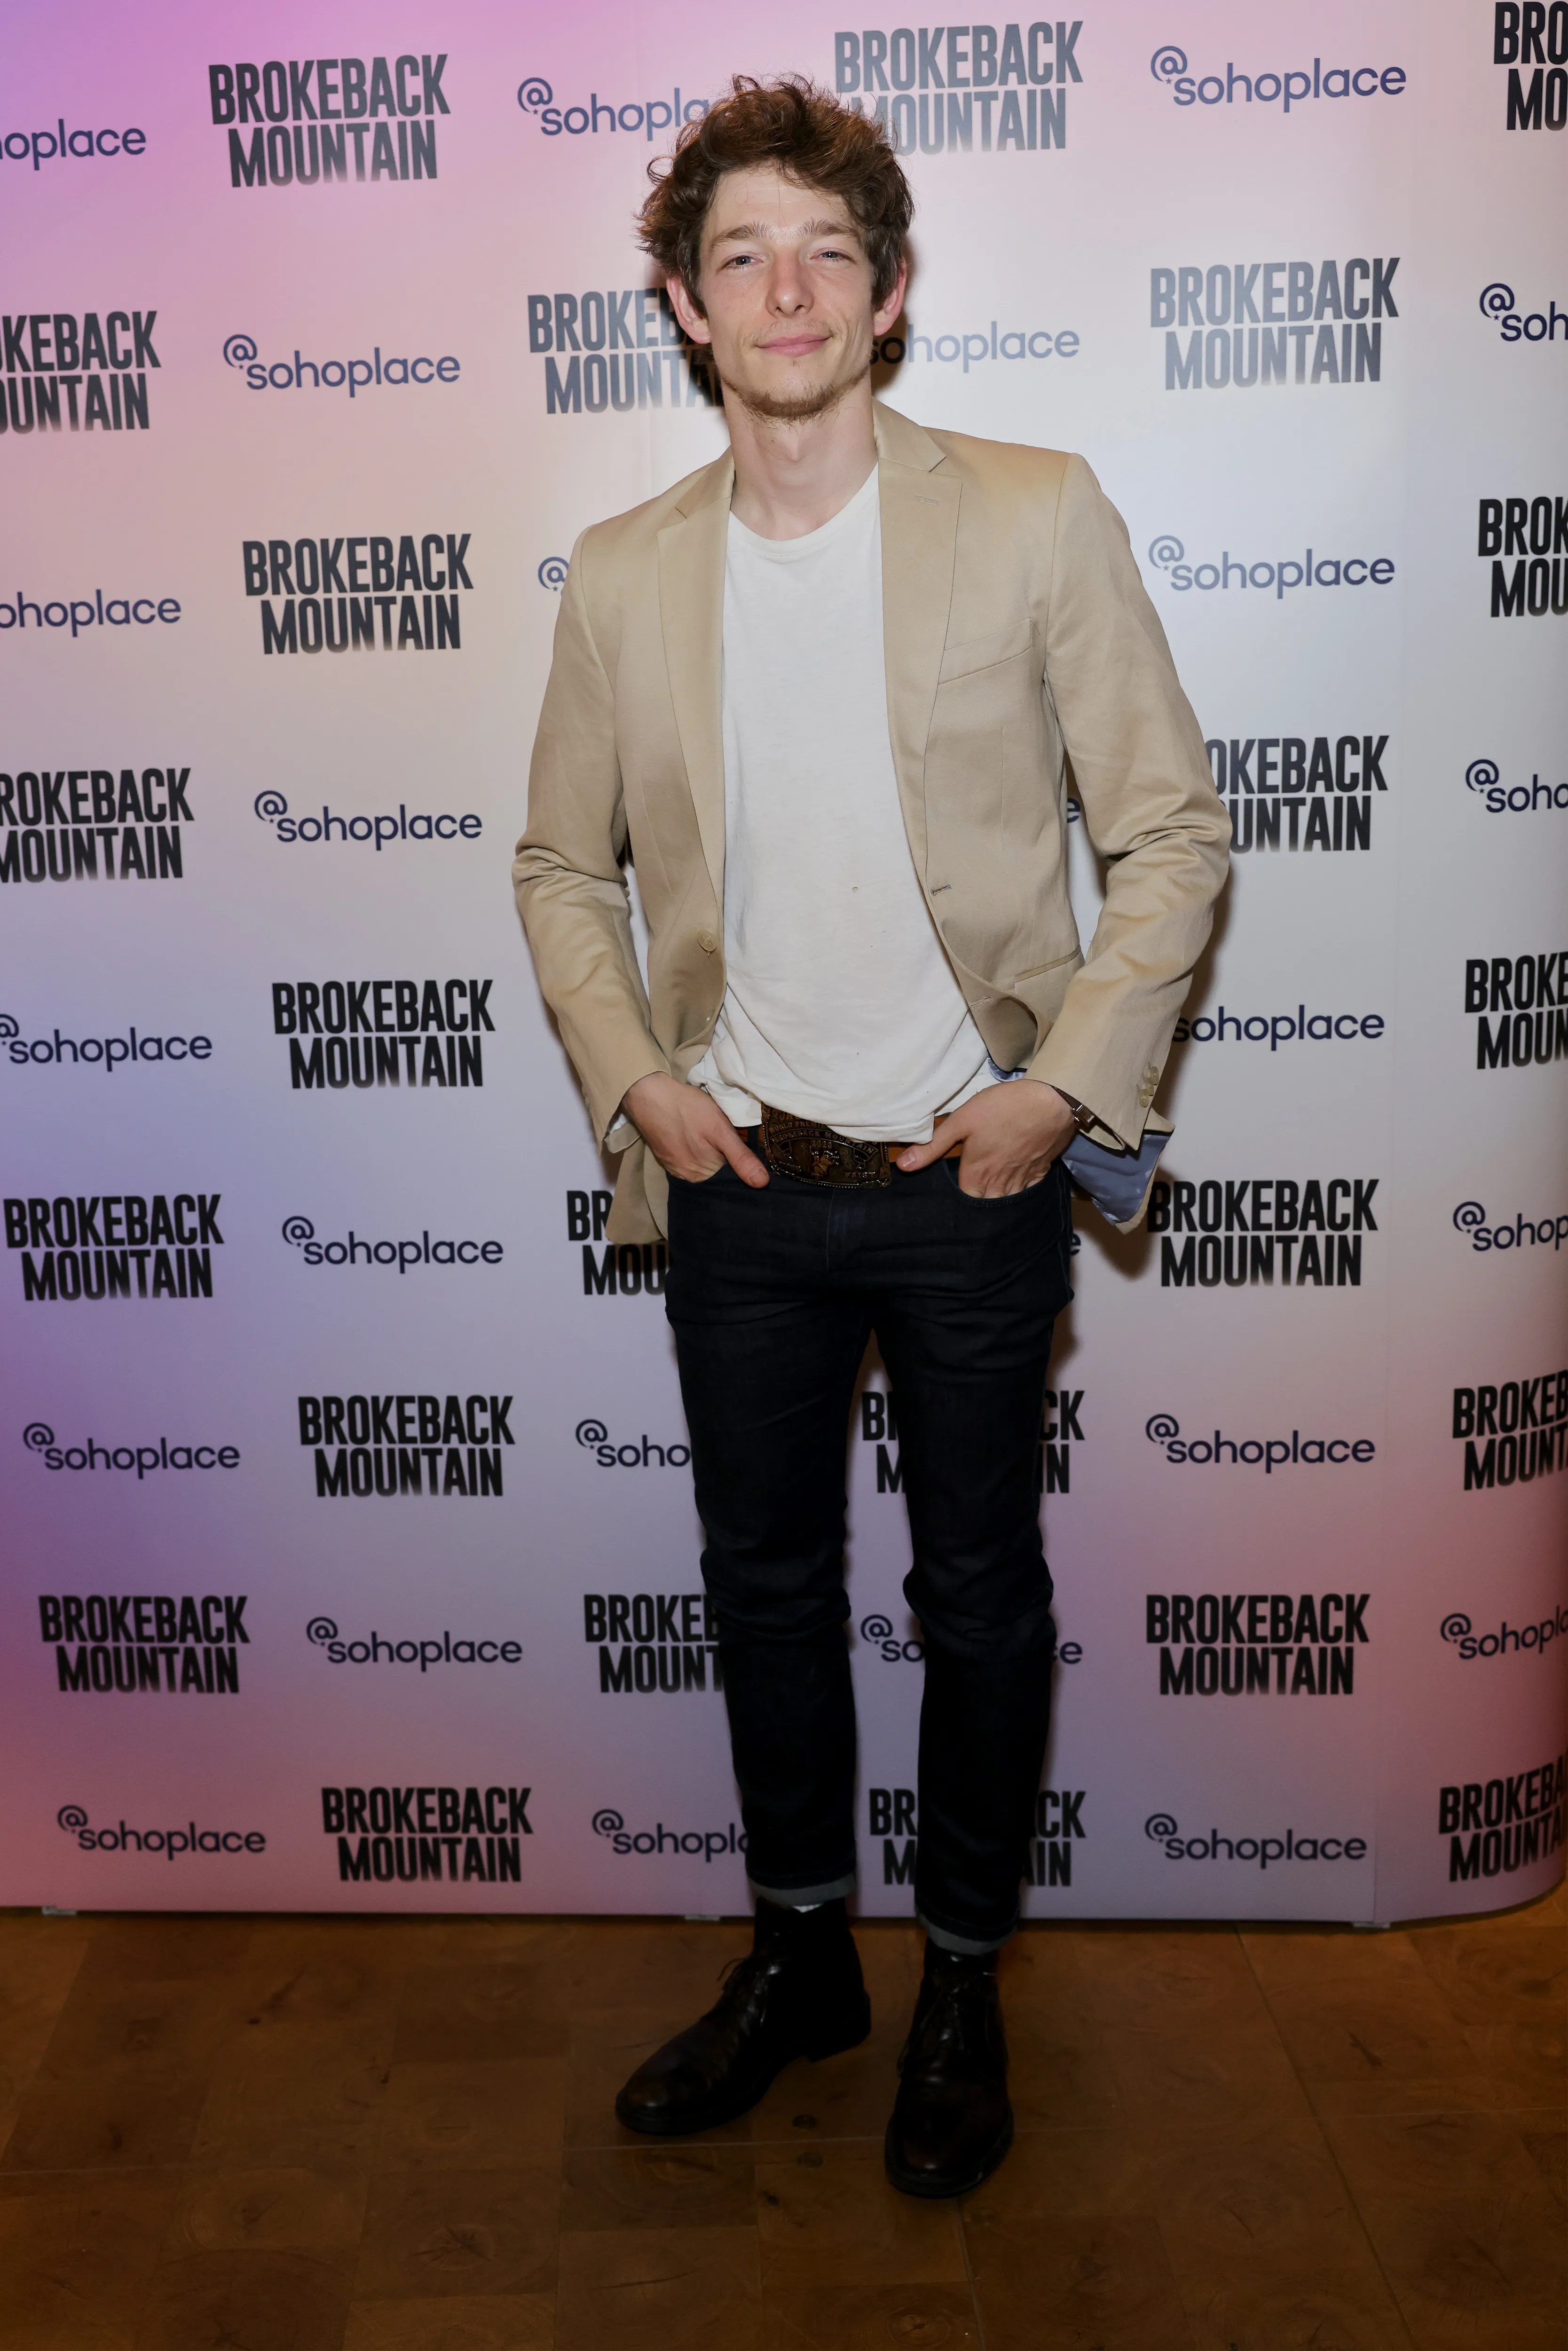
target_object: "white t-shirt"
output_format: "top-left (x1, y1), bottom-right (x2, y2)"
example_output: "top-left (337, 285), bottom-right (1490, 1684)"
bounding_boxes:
top-left (689, 467), bottom-right (990, 1143)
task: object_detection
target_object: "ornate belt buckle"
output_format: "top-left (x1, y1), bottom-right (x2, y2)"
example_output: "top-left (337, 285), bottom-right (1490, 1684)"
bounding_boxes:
top-left (759, 1106), bottom-right (893, 1189)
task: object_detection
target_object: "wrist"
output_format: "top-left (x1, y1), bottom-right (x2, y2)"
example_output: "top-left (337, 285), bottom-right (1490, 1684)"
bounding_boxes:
top-left (1037, 1084), bottom-right (1096, 1138)
top-left (622, 1069), bottom-right (674, 1116)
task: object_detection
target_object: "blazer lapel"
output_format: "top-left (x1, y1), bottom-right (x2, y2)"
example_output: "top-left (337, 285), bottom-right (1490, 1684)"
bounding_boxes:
top-left (875, 408), bottom-right (959, 864)
top-left (657, 455), bottom-right (732, 910)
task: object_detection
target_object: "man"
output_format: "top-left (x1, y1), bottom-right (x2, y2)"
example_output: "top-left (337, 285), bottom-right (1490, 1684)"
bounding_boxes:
top-left (515, 77), bottom-right (1228, 2197)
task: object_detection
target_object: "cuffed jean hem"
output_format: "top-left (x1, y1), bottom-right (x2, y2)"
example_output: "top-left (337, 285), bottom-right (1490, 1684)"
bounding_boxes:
top-left (749, 1872), bottom-right (857, 1908)
top-left (919, 1909), bottom-right (1016, 1956)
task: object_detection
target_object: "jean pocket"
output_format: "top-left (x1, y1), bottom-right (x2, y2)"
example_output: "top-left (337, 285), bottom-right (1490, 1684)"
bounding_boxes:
top-left (940, 1158), bottom-right (1049, 1204)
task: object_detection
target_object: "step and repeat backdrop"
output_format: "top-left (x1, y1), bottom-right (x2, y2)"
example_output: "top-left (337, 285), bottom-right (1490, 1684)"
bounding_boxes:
top-left (3, 0), bottom-right (1564, 1924)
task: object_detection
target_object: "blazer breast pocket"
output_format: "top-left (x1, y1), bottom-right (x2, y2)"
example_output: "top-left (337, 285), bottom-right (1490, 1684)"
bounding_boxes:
top-left (938, 620), bottom-right (1036, 684)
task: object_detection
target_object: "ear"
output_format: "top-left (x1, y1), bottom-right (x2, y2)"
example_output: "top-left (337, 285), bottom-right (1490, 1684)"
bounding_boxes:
top-left (665, 273), bottom-right (712, 347)
top-left (872, 259), bottom-right (908, 338)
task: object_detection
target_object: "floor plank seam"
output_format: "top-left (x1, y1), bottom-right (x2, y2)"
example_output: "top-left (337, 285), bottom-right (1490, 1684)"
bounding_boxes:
top-left (955, 2176), bottom-right (991, 2351)
top-left (1236, 1924), bottom-right (1424, 2348)
top-left (566, 2131), bottom-right (888, 2151)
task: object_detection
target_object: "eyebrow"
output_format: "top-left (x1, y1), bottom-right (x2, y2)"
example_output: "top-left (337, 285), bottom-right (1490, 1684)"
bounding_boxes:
top-left (709, 216), bottom-right (861, 247)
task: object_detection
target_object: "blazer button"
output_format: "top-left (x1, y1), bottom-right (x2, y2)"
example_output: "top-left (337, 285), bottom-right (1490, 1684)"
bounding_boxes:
top-left (696, 929), bottom-right (718, 954)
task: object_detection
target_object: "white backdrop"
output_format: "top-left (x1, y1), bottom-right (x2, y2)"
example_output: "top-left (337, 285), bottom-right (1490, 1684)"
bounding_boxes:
top-left (2, 0), bottom-right (1564, 1923)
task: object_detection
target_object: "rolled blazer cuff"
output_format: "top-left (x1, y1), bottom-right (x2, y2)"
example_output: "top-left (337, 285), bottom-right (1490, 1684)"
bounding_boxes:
top-left (579, 1040), bottom-right (670, 1154)
top-left (1025, 1043), bottom-right (1140, 1155)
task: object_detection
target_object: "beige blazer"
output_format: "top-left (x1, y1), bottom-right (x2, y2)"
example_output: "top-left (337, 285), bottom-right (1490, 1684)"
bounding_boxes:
top-left (514, 401), bottom-right (1229, 1242)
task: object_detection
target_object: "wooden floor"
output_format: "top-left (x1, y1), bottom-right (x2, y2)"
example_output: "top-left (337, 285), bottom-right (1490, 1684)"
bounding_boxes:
top-left (0, 1888), bottom-right (1560, 2351)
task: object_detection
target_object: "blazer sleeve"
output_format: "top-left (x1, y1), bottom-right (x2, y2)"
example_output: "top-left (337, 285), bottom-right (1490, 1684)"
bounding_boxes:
top-left (1025, 454), bottom-right (1231, 1146)
top-left (512, 536), bottom-right (670, 1147)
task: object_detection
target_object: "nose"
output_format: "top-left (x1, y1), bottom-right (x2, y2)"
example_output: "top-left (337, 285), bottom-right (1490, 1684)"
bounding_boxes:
top-left (769, 251), bottom-right (812, 313)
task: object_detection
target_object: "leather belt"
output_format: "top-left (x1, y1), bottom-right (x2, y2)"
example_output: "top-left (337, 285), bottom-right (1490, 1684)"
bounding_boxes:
top-left (748, 1103), bottom-right (962, 1190)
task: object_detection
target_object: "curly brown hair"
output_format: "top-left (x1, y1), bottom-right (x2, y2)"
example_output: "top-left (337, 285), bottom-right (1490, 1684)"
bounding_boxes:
top-left (637, 76), bottom-right (912, 313)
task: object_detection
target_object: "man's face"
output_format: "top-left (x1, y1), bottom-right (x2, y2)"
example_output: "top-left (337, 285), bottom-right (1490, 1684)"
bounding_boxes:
top-left (667, 164), bottom-right (906, 424)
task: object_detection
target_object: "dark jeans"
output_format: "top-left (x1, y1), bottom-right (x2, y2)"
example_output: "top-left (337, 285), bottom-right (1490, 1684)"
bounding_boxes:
top-left (665, 1153), bottom-right (1073, 1949)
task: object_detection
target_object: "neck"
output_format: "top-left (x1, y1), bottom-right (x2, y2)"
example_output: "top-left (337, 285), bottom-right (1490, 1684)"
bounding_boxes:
top-left (725, 376), bottom-right (878, 540)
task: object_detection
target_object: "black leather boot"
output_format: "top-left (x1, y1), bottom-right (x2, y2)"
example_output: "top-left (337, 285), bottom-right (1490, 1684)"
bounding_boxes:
top-left (884, 1940), bottom-right (1012, 2197)
top-left (615, 1897), bottom-right (871, 2136)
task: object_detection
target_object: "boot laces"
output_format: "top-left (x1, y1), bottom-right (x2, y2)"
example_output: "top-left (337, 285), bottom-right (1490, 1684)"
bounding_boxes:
top-left (901, 1965), bottom-right (994, 2073)
top-left (709, 1943), bottom-right (779, 2021)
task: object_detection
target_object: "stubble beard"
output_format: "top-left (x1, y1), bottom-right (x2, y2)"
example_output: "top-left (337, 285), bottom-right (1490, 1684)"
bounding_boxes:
top-left (715, 343), bottom-right (871, 428)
